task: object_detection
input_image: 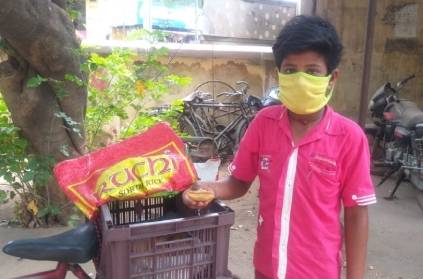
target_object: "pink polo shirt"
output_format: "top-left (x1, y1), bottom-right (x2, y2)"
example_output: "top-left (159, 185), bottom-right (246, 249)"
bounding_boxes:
top-left (230, 105), bottom-right (376, 279)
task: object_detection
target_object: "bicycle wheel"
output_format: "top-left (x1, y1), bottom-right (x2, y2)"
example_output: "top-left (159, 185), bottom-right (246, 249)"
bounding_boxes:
top-left (194, 80), bottom-right (238, 103)
top-left (194, 80), bottom-right (237, 95)
top-left (179, 115), bottom-right (199, 136)
top-left (234, 118), bottom-right (249, 151)
top-left (215, 124), bottom-right (235, 157)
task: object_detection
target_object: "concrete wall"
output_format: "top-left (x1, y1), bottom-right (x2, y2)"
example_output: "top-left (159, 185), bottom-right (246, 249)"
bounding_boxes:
top-left (169, 57), bottom-right (264, 95)
top-left (312, 0), bottom-right (423, 118)
top-left (168, 0), bottom-right (423, 118)
top-left (85, 0), bottom-right (423, 118)
top-left (158, 55), bottom-right (275, 106)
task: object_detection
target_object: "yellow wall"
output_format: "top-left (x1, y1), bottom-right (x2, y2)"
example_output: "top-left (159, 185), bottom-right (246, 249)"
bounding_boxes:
top-left (315, 0), bottom-right (423, 118)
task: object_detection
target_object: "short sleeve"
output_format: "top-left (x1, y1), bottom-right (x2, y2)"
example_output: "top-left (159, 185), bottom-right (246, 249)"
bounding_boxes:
top-left (341, 128), bottom-right (377, 207)
top-left (229, 116), bottom-right (260, 183)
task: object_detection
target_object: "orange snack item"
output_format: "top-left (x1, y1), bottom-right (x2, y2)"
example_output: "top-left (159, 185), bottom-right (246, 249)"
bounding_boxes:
top-left (54, 123), bottom-right (197, 219)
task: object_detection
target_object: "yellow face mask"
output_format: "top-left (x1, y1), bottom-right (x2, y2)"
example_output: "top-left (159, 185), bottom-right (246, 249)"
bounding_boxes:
top-left (278, 72), bottom-right (333, 115)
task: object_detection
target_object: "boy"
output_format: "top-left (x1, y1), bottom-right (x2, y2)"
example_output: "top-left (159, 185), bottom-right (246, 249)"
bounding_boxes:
top-left (183, 15), bottom-right (376, 279)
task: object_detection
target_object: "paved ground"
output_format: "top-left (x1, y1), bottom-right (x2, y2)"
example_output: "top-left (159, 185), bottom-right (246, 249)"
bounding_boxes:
top-left (227, 176), bottom-right (423, 279)
top-left (1, 176), bottom-right (423, 278)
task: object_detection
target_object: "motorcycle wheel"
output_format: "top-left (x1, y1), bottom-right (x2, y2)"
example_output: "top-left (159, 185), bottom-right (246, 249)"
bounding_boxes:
top-left (365, 130), bottom-right (387, 176)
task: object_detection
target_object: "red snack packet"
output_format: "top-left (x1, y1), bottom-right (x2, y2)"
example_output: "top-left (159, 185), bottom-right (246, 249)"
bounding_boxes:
top-left (53, 123), bottom-right (197, 219)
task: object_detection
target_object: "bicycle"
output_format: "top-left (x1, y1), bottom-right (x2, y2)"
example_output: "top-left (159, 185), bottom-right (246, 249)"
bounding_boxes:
top-left (2, 197), bottom-right (234, 279)
top-left (179, 80), bottom-right (262, 158)
top-left (2, 221), bottom-right (98, 279)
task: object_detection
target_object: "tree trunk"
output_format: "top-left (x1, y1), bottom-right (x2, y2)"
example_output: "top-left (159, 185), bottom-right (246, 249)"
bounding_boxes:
top-left (0, 0), bottom-right (88, 223)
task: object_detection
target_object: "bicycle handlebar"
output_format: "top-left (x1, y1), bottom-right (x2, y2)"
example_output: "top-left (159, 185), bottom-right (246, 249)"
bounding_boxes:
top-left (216, 91), bottom-right (243, 98)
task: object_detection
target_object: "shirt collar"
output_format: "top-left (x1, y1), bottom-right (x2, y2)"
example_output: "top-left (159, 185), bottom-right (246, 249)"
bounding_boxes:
top-left (275, 105), bottom-right (341, 147)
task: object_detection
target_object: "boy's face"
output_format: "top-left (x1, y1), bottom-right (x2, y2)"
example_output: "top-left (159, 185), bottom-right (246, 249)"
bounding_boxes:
top-left (279, 50), bottom-right (339, 86)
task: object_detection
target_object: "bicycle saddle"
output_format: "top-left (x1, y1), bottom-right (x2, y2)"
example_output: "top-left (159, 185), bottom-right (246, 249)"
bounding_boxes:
top-left (2, 222), bottom-right (97, 263)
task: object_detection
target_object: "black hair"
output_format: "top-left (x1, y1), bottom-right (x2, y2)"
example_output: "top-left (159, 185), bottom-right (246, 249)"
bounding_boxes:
top-left (272, 15), bottom-right (343, 73)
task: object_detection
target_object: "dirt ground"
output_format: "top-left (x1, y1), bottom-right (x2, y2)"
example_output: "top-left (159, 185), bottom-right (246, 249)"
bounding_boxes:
top-left (1, 175), bottom-right (423, 278)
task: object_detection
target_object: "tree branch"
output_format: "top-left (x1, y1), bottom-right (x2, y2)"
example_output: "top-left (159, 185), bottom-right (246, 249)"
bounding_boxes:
top-left (52, 0), bottom-right (67, 10)
top-left (0, 0), bottom-right (87, 154)
top-left (0, 58), bottom-right (80, 161)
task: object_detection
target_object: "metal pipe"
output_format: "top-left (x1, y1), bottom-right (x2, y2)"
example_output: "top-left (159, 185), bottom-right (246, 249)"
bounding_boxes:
top-left (358, 0), bottom-right (377, 127)
top-left (144, 0), bottom-right (153, 31)
top-left (195, 0), bottom-right (200, 42)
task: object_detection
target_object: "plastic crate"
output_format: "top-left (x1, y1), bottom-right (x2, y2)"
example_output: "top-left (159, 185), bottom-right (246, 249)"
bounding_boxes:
top-left (98, 196), bottom-right (235, 279)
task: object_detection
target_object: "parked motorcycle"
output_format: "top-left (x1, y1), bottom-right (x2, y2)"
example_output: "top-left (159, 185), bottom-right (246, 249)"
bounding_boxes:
top-left (261, 86), bottom-right (281, 107)
top-left (365, 74), bottom-right (423, 203)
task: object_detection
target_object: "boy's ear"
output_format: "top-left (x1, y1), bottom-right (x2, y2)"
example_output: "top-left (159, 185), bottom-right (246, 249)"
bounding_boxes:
top-left (329, 69), bottom-right (340, 88)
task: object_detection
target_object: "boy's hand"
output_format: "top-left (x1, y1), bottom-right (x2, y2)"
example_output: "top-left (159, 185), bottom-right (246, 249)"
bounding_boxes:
top-left (182, 183), bottom-right (215, 209)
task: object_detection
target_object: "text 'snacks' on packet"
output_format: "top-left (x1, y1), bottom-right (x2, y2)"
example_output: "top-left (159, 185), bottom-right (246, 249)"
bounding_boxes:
top-left (54, 123), bottom-right (197, 219)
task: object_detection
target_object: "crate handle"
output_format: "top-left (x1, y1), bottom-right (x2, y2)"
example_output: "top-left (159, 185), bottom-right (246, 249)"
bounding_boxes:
top-left (100, 204), bottom-right (113, 228)
top-left (155, 237), bottom-right (196, 248)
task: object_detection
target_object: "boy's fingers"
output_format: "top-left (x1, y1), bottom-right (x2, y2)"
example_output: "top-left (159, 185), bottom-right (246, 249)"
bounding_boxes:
top-left (197, 201), bottom-right (208, 207)
top-left (182, 186), bottom-right (214, 209)
top-left (182, 191), bottom-right (201, 209)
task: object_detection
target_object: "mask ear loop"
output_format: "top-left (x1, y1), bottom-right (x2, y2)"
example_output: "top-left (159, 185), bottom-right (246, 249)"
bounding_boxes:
top-left (325, 86), bottom-right (334, 97)
top-left (325, 74), bottom-right (335, 97)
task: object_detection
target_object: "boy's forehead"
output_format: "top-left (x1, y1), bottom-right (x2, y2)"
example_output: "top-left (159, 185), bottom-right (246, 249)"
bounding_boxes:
top-left (281, 51), bottom-right (326, 66)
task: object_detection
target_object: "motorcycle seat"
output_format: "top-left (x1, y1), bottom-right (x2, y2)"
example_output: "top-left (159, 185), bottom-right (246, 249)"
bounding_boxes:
top-left (389, 101), bottom-right (423, 128)
top-left (2, 222), bottom-right (97, 263)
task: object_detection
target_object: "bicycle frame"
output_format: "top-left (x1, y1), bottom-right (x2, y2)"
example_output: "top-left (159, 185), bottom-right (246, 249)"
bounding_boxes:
top-left (179, 80), bottom-right (259, 157)
top-left (12, 262), bottom-right (91, 279)
top-left (187, 102), bottom-right (244, 136)
top-left (213, 113), bottom-right (248, 151)
top-left (183, 101), bottom-right (252, 152)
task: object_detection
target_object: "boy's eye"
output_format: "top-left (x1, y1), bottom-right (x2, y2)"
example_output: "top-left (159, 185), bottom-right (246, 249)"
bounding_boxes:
top-left (305, 68), bottom-right (325, 76)
top-left (282, 68), bottom-right (296, 74)
top-left (306, 70), bottom-right (319, 75)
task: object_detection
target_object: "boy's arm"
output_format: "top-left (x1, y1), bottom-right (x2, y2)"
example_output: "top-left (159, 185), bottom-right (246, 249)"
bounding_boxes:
top-left (182, 176), bottom-right (251, 209)
top-left (344, 205), bottom-right (369, 279)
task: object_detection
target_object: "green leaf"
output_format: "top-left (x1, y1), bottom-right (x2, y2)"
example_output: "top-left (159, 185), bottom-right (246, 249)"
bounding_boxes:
top-left (37, 207), bottom-right (50, 218)
top-left (0, 190), bottom-right (7, 204)
top-left (67, 213), bottom-right (82, 228)
top-left (27, 75), bottom-right (48, 88)
top-left (11, 182), bottom-right (23, 189)
top-left (3, 173), bottom-right (14, 184)
top-left (27, 157), bottom-right (38, 170)
top-left (49, 206), bottom-right (61, 216)
top-left (22, 171), bottom-right (35, 183)
top-left (64, 74), bottom-right (84, 87)
top-left (37, 205), bottom-right (61, 218)
top-left (0, 39), bottom-right (6, 50)
top-left (89, 53), bottom-right (106, 66)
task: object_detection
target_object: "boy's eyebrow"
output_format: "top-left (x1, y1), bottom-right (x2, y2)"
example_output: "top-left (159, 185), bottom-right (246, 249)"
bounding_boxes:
top-left (304, 63), bottom-right (323, 68)
top-left (282, 63), bottom-right (297, 68)
top-left (282, 63), bottom-right (323, 68)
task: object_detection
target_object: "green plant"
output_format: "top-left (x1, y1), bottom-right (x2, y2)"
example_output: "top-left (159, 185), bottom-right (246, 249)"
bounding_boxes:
top-left (84, 29), bottom-right (191, 148)
top-left (0, 28), bottom-right (192, 225)
top-left (122, 99), bottom-right (185, 138)
top-left (0, 97), bottom-right (57, 227)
